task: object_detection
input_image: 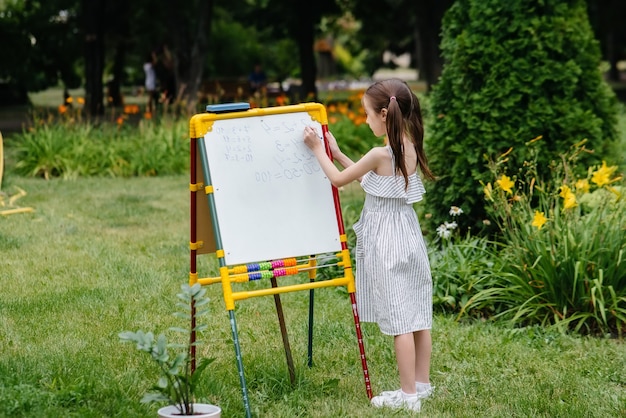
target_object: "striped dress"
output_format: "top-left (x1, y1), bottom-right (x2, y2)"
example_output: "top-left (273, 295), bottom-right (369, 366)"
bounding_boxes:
top-left (353, 151), bottom-right (432, 336)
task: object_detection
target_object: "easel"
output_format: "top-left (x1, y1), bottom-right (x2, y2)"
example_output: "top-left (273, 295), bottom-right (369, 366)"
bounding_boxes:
top-left (188, 103), bottom-right (372, 417)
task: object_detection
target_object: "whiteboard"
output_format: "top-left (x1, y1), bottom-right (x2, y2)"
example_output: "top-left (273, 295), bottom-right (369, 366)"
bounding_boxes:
top-left (198, 105), bottom-right (342, 265)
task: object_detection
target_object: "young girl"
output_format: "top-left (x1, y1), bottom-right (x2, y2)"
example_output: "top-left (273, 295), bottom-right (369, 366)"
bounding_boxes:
top-left (303, 78), bottom-right (435, 412)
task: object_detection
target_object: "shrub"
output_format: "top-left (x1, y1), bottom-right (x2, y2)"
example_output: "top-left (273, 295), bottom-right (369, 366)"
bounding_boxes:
top-left (9, 114), bottom-right (188, 178)
top-left (425, 0), bottom-right (619, 233)
top-left (428, 208), bottom-right (501, 317)
top-left (465, 139), bottom-right (626, 336)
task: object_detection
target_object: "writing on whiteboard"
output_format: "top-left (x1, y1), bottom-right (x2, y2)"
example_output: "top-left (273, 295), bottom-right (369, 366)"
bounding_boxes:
top-left (213, 117), bottom-right (324, 184)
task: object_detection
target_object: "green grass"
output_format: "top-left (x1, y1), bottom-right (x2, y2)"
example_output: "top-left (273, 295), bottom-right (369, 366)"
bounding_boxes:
top-left (1, 175), bottom-right (625, 417)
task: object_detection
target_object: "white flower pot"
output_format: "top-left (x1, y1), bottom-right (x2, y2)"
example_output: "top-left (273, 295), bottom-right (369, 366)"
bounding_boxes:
top-left (157, 403), bottom-right (221, 418)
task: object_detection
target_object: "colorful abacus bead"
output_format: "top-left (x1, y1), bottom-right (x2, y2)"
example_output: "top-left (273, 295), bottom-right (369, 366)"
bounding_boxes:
top-left (247, 263), bottom-right (260, 272)
top-left (285, 267), bottom-right (298, 275)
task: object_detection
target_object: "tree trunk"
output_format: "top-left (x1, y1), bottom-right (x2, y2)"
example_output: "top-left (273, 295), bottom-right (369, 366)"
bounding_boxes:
top-left (180, 0), bottom-right (214, 114)
top-left (414, 0), bottom-right (452, 91)
top-left (108, 39), bottom-right (127, 108)
top-left (295, 10), bottom-right (317, 102)
top-left (107, 1), bottom-right (130, 108)
top-left (83, 0), bottom-right (106, 117)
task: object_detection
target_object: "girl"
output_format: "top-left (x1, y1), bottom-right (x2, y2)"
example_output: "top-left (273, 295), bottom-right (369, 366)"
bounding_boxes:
top-left (303, 78), bottom-right (435, 412)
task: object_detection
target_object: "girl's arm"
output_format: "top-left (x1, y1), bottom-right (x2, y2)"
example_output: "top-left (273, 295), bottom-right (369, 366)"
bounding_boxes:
top-left (325, 131), bottom-right (354, 169)
top-left (303, 126), bottom-right (384, 188)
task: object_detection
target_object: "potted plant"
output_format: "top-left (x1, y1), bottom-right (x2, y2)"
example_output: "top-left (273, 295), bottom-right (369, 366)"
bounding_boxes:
top-left (120, 283), bottom-right (221, 417)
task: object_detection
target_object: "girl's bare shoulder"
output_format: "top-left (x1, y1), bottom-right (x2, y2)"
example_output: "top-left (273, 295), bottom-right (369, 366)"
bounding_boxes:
top-left (367, 146), bottom-right (391, 159)
top-left (362, 146), bottom-right (393, 175)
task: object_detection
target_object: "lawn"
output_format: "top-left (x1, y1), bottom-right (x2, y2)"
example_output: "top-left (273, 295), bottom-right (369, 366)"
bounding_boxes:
top-left (1, 175), bottom-right (625, 417)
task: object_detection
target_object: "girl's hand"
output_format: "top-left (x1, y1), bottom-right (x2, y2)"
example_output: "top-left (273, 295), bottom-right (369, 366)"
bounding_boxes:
top-left (303, 126), bottom-right (323, 151)
top-left (325, 130), bottom-right (341, 158)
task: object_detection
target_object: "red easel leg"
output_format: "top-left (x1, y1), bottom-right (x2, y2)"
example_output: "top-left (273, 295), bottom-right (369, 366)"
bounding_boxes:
top-left (349, 292), bottom-right (372, 399)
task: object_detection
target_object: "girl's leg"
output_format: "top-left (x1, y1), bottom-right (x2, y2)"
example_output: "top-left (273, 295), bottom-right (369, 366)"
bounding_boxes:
top-left (413, 329), bottom-right (432, 384)
top-left (394, 333), bottom-right (417, 394)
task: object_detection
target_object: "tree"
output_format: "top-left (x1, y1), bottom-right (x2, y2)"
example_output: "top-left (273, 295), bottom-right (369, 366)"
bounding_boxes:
top-left (105, 0), bottom-right (131, 108)
top-left (413, 0), bottom-right (452, 89)
top-left (82, 0), bottom-right (106, 116)
top-left (349, 0), bottom-right (452, 90)
top-left (158, 0), bottom-right (214, 113)
top-left (424, 0), bottom-right (619, 233)
top-left (237, 0), bottom-right (341, 101)
top-left (0, 1), bottom-right (81, 106)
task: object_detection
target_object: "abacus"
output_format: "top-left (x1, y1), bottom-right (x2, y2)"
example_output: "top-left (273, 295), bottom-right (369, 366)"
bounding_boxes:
top-left (189, 103), bottom-right (371, 417)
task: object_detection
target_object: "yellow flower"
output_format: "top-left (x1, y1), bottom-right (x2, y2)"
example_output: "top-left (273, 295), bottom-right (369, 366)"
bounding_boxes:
top-left (575, 179), bottom-right (589, 193)
top-left (563, 192), bottom-right (577, 209)
top-left (531, 210), bottom-right (548, 230)
top-left (496, 174), bottom-right (515, 194)
top-left (484, 182), bottom-right (493, 201)
top-left (559, 185), bottom-right (577, 209)
top-left (591, 161), bottom-right (618, 187)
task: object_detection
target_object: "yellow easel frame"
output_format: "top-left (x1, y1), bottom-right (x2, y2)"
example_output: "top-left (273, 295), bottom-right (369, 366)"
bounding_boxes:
top-left (188, 103), bottom-right (371, 417)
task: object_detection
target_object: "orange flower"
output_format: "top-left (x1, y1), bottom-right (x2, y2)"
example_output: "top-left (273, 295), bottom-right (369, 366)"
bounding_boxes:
top-left (58, 105), bottom-right (68, 114)
top-left (124, 104), bottom-right (140, 115)
top-left (353, 115), bottom-right (366, 126)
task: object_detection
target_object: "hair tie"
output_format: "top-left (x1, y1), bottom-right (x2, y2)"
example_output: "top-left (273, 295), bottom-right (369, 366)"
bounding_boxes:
top-left (390, 96), bottom-right (396, 102)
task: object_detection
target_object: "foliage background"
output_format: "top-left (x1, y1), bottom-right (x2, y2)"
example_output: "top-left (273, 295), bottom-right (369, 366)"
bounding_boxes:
top-left (425, 0), bottom-right (619, 233)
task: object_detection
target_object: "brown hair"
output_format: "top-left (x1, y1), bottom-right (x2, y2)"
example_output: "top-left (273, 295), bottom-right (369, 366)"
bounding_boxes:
top-left (364, 78), bottom-right (435, 187)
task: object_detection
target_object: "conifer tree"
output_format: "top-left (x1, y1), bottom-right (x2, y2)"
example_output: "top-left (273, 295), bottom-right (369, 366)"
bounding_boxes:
top-left (424, 0), bottom-right (618, 233)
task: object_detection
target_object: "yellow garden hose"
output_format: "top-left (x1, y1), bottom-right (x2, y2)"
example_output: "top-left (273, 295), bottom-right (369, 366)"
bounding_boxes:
top-left (0, 132), bottom-right (34, 215)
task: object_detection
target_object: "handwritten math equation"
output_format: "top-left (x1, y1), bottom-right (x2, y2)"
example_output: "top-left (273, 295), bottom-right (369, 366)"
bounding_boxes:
top-left (211, 117), bottom-right (325, 184)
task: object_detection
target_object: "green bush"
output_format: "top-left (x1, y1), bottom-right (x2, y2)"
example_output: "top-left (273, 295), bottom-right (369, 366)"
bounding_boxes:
top-left (8, 115), bottom-right (188, 178)
top-left (425, 0), bottom-right (619, 233)
top-left (429, 230), bottom-right (501, 317)
top-left (464, 140), bottom-right (626, 336)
